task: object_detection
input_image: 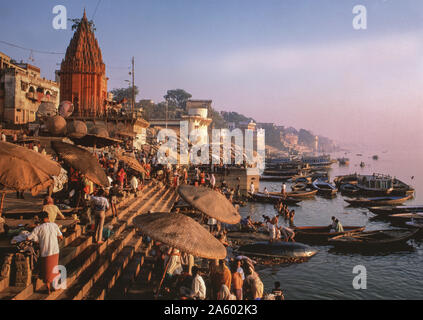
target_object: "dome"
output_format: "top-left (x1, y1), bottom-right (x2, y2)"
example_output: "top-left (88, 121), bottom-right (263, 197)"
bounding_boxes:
top-left (46, 115), bottom-right (67, 136)
top-left (67, 120), bottom-right (87, 138)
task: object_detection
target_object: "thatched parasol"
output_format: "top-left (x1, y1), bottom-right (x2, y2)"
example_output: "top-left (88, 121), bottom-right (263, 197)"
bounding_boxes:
top-left (51, 141), bottom-right (109, 187)
top-left (0, 141), bottom-right (62, 215)
top-left (177, 185), bottom-right (241, 224)
top-left (114, 153), bottom-right (146, 175)
top-left (134, 212), bottom-right (226, 259)
top-left (69, 134), bottom-right (122, 149)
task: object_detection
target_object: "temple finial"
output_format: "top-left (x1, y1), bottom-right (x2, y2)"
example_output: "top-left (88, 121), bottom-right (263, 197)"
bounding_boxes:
top-left (83, 8), bottom-right (87, 19)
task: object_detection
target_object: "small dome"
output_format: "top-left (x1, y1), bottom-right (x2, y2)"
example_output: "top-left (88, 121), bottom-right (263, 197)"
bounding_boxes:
top-left (58, 101), bottom-right (74, 118)
top-left (67, 120), bottom-right (87, 138)
top-left (90, 126), bottom-right (109, 137)
top-left (47, 115), bottom-right (67, 136)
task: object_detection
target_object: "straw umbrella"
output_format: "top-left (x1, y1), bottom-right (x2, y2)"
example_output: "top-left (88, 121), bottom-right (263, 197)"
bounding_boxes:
top-left (133, 212), bottom-right (227, 297)
top-left (177, 185), bottom-right (241, 224)
top-left (51, 141), bottom-right (109, 187)
top-left (0, 141), bottom-right (62, 216)
top-left (69, 134), bottom-right (122, 149)
top-left (114, 153), bottom-right (146, 175)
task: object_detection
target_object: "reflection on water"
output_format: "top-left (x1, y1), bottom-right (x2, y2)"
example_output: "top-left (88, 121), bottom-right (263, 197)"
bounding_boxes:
top-left (238, 149), bottom-right (423, 299)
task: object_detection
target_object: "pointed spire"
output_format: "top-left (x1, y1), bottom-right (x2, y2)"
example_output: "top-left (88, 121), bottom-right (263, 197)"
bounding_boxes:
top-left (83, 8), bottom-right (87, 20)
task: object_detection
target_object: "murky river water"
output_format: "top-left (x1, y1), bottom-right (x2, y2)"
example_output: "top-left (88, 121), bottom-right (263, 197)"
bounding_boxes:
top-left (239, 148), bottom-right (423, 299)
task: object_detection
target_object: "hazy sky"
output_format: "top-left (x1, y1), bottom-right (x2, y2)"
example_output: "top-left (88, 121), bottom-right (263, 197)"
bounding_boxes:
top-left (1, 0), bottom-right (422, 150)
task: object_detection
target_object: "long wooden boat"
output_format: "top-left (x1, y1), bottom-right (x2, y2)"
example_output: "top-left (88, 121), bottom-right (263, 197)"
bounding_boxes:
top-left (339, 183), bottom-right (360, 195)
top-left (236, 241), bottom-right (318, 259)
top-left (269, 190), bottom-right (317, 199)
top-left (388, 213), bottom-right (423, 220)
top-left (312, 179), bottom-right (338, 197)
top-left (248, 192), bottom-right (302, 205)
top-left (293, 226), bottom-right (365, 242)
top-left (345, 195), bottom-right (412, 207)
top-left (328, 229), bottom-right (418, 247)
top-left (369, 205), bottom-right (423, 215)
top-left (260, 175), bottom-right (293, 182)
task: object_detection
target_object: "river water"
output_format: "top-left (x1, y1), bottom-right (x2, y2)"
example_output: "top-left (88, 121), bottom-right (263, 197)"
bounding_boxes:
top-left (239, 148), bottom-right (423, 299)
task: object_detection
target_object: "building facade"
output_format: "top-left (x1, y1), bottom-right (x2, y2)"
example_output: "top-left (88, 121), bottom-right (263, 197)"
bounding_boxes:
top-left (59, 10), bottom-right (107, 117)
top-left (0, 51), bottom-right (59, 125)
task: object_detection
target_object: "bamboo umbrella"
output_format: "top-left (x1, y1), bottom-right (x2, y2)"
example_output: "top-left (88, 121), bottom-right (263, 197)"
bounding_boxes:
top-left (133, 212), bottom-right (227, 298)
top-left (114, 153), bottom-right (147, 175)
top-left (0, 141), bottom-right (62, 216)
top-left (69, 134), bottom-right (122, 149)
top-left (51, 141), bottom-right (109, 187)
top-left (177, 185), bottom-right (241, 224)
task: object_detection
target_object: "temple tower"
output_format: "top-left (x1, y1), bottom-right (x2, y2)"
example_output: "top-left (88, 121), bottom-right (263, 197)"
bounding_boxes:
top-left (59, 10), bottom-right (107, 117)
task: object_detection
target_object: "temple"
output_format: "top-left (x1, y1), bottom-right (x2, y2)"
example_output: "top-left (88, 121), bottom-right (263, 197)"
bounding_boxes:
top-left (59, 10), bottom-right (107, 117)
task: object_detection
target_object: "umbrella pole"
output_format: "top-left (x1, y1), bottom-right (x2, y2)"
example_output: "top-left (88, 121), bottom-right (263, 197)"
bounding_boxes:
top-left (0, 192), bottom-right (5, 217)
top-left (155, 249), bottom-right (173, 299)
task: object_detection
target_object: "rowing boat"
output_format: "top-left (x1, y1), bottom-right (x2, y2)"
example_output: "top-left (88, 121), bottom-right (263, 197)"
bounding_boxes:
top-left (248, 192), bottom-right (302, 205)
top-left (369, 205), bottom-right (423, 215)
top-left (236, 241), bottom-right (318, 259)
top-left (269, 190), bottom-right (317, 199)
top-left (328, 229), bottom-right (418, 247)
top-left (345, 195), bottom-right (412, 207)
top-left (293, 226), bottom-right (365, 242)
top-left (312, 179), bottom-right (338, 197)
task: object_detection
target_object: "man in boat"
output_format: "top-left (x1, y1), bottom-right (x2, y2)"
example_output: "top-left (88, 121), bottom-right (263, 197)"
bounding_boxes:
top-left (263, 187), bottom-right (269, 197)
top-left (335, 219), bottom-right (344, 232)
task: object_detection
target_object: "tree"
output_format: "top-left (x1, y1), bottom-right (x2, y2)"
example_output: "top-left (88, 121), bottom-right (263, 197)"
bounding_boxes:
top-left (164, 89), bottom-right (192, 110)
top-left (68, 18), bottom-right (96, 32)
top-left (110, 86), bottom-right (139, 104)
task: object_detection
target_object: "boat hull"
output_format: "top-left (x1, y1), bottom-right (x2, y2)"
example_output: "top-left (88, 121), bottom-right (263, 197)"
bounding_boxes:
top-left (236, 241), bottom-right (318, 259)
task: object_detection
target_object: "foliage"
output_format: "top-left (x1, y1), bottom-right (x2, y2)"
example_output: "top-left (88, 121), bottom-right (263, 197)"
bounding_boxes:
top-left (164, 89), bottom-right (192, 110)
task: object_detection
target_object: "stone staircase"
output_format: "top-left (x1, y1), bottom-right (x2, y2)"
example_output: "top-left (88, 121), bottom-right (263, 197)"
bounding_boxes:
top-left (0, 180), bottom-right (179, 300)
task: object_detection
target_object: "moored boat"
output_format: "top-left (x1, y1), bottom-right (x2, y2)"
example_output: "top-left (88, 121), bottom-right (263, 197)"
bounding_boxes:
top-left (388, 213), bottom-right (423, 220)
top-left (328, 229), bottom-right (418, 247)
top-left (345, 195), bottom-right (412, 207)
top-left (291, 182), bottom-right (307, 191)
top-left (248, 192), bottom-right (302, 205)
top-left (293, 226), bottom-right (365, 243)
top-left (312, 179), bottom-right (338, 197)
top-left (339, 183), bottom-right (360, 195)
top-left (269, 190), bottom-right (317, 198)
top-left (368, 205), bottom-right (423, 215)
top-left (236, 241), bottom-right (318, 259)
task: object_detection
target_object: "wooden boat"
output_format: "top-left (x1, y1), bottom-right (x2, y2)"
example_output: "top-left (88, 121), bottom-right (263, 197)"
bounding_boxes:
top-left (339, 183), bottom-right (360, 195)
top-left (334, 174), bottom-right (358, 188)
top-left (372, 155), bottom-right (379, 160)
top-left (293, 226), bottom-right (365, 242)
top-left (236, 241), bottom-right (318, 259)
top-left (260, 175), bottom-right (293, 182)
top-left (387, 213), bottom-right (423, 220)
top-left (269, 190), bottom-right (317, 199)
top-left (345, 195), bottom-right (412, 207)
top-left (360, 161), bottom-right (365, 167)
top-left (248, 192), bottom-right (302, 205)
top-left (312, 179), bottom-right (338, 197)
top-left (328, 229), bottom-right (418, 247)
top-left (369, 205), bottom-right (423, 215)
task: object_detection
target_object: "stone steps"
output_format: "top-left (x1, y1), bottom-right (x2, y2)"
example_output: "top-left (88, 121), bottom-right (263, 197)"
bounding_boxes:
top-left (3, 180), bottom-right (179, 300)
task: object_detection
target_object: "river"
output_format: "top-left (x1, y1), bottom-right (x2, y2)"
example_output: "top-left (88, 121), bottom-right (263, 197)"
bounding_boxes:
top-left (239, 147), bottom-right (423, 299)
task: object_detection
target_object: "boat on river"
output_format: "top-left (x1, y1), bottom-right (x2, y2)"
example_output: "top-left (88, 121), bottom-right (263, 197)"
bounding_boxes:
top-left (293, 226), bottom-right (365, 243)
top-left (248, 192), bottom-right (302, 205)
top-left (236, 241), bottom-right (318, 259)
top-left (328, 229), bottom-right (418, 247)
top-left (345, 195), bottom-right (412, 207)
top-left (368, 205), bottom-right (423, 215)
top-left (388, 213), bottom-right (423, 220)
top-left (312, 179), bottom-right (338, 197)
top-left (269, 190), bottom-right (317, 199)
top-left (339, 183), bottom-right (360, 195)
